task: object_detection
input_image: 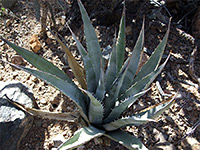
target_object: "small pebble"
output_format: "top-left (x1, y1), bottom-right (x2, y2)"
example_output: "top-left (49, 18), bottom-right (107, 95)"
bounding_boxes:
top-left (0, 40), bottom-right (4, 46)
top-left (186, 106), bottom-right (193, 111)
top-left (40, 99), bottom-right (47, 105)
top-left (166, 116), bottom-right (174, 123)
top-left (6, 19), bottom-right (12, 27)
top-left (179, 125), bottom-right (185, 131)
top-left (94, 137), bottom-right (103, 145)
top-left (42, 122), bottom-right (48, 128)
top-left (168, 135), bottom-right (173, 142)
top-left (11, 55), bottom-right (24, 65)
top-left (21, 15), bottom-right (27, 19)
top-left (77, 145), bottom-right (85, 150)
top-left (46, 38), bottom-right (52, 45)
top-left (178, 109), bottom-right (185, 116)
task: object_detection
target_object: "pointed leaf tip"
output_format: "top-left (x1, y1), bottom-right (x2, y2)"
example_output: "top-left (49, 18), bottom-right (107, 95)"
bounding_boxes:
top-left (133, 19), bottom-right (170, 84)
top-left (116, 5), bottom-right (126, 72)
top-left (78, 0), bottom-right (102, 87)
top-left (120, 18), bottom-right (145, 94)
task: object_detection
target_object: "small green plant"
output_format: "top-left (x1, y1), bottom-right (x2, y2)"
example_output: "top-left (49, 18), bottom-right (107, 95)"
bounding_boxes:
top-left (1, 0), bottom-right (174, 149)
top-left (0, 7), bottom-right (6, 16)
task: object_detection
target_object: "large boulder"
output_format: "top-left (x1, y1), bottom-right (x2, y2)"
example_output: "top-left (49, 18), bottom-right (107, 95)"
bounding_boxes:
top-left (0, 81), bottom-right (34, 150)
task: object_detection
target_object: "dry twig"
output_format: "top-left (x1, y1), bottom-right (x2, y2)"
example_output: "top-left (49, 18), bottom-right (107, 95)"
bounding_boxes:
top-left (189, 46), bottom-right (200, 89)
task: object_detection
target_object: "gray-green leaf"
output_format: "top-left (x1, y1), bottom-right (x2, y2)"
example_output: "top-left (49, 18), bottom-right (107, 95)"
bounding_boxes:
top-left (78, 0), bottom-right (102, 87)
top-left (2, 38), bottom-right (73, 84)
top-left (120, 19), bottom-right (144, 94)
top-left (80, 88), bottom-right (104, 124)
top-left (105, 36), bottom-right (118, 91)
top-left (105, 129), bottom-right (148, 150)
top-left (122, 55), bottom-right (170, 99)
top-left (133, 19), bottom-right (170, 84)
top-left (103, 116), bottom-right (154, 131)
top-left (116, 6), bottom-right (125, 71)
top-left (104, 89), bottom-right (149, 123)
top-left (135, 94), bottom-right (176, 119)
top-left (58, 126), bottom-right (105, 150)
top-left (104, 61), bottom-right (129, 116)
top-left (5, 61), bottom-right (89, 122)
top-left (95, 65), bottom-right (105, 101)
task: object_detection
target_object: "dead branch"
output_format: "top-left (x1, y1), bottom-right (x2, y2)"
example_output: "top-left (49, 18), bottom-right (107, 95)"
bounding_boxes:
top-left (189, 46), bottom-right (200, 86)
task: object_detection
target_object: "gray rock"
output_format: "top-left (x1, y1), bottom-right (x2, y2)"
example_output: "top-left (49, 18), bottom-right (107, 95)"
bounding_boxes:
top-left (150, 142), bottom-right (176, 150)
top-left (150, 129), bottom-right (175, 150)
top-left (153, 128), bottom-right (168, 143)
top-left (0, 0), bottom-right (17, 9)
top-left (0, 81), bottom-right (34, 150)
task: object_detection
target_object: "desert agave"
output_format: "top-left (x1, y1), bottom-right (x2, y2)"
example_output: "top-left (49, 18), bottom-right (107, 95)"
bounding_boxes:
top-left (1, 0), bottom-right (175, 149)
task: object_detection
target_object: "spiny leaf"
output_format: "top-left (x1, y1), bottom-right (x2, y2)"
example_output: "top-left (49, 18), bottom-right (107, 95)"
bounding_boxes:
top-left (58, 126), bottom-right (104, 150)
top-left (95, 63), bottom-right (105, 101)
top-left (120, 19), bottom-right (144, 94)
top-left (80, 88), bottom-right (104, 124)
top-left (104, 89), bottom-right (149, 123)
top-left (105, 129), bottom-right (148, 150)
top-left (103, 116), bottom-right (154, 131)
top-left (122, 55), bottom-right (170, 99)
top-left (41, 28), bottom-right (86, 89)
top-left (78, 0), bottom-right (102, 87)
top-left (133, 19), bottom-right (171, 84)
top-left (104, 60), bottom-right (129, 116)
top-left (116, 4), bottom-right (125, 71)
top-left (136, 94), bottom-right (176, 119)
top-left (4, 60), bottom-right (89, 122)
top-left (105, 35), bottom-right (118, 91)
top-left (1, 38), bottom-right (73, 83)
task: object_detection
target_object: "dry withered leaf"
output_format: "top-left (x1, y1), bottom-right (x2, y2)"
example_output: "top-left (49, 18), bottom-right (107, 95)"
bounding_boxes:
top-left (29, 34), bottom-right (41, 53)
top-left (136, 53), bottom-right (149, 74)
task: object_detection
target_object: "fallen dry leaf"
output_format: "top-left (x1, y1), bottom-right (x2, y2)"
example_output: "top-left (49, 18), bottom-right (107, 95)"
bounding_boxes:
top-left (29, 34), bottom-right (41, 53)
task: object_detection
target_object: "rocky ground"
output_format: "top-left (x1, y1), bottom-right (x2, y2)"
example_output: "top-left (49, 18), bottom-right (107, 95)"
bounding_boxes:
top-left (0, 0), bottom-right (200, 150)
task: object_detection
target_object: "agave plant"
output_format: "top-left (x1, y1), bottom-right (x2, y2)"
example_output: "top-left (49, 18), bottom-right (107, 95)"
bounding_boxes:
top-left (1, 0), bottom-right (175, 149)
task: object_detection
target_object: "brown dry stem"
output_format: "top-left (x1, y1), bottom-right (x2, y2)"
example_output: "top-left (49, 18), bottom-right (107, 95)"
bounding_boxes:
top-left (189, 46), bottom-right (200, 89)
